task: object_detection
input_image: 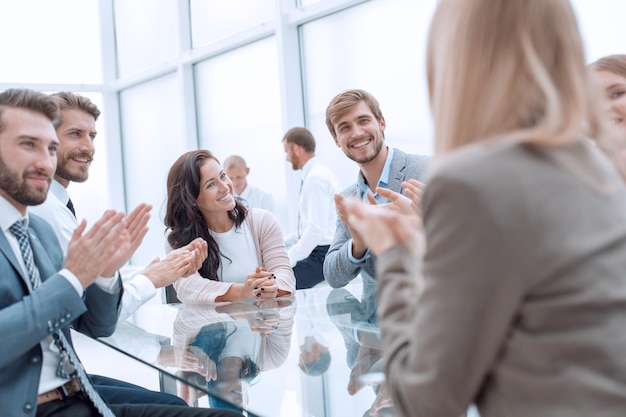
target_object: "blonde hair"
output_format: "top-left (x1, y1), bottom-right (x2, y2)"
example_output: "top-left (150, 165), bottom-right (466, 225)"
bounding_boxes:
top-left (427, 0), bottom-right (601, 155)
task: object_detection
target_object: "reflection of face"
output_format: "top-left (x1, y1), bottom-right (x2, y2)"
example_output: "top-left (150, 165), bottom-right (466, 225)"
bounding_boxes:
top-left (283, 141), bottom-right (301, 170)
top-left (54, 109), bottom-right (96, 187)
top-left (592, 70), bottom-right (626, 134)
top-left (225, 164), bottom-right (249, 195)
top-left (333, 101), bottom-right (386, 165)
top-left (196, 159), bottom-right (236, 218)
top-left (0, 108), bottom-right (57, 214)
top-left (215, 356), bottom-right (245, 406)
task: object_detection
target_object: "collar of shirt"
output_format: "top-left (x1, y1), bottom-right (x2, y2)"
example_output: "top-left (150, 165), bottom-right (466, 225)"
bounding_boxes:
top-left (49, 179), bottom-right (71, 206)
top-left (0, 194), bottom-right (28, 234)
top-left (300, 156), bottom-right (318, 181)
top-left (356, 147), bottom-right (395, 203)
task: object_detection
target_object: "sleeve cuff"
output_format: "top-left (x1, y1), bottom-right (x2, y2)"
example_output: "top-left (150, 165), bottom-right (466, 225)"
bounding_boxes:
top-left (347, 239), bottom-right (370, 264)
top-left (58, 268), bottom-right (84, 296)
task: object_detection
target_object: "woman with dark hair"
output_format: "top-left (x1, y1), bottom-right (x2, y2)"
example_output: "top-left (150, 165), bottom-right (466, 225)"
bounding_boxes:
top-left (165, 150), bottom-right (295, 303)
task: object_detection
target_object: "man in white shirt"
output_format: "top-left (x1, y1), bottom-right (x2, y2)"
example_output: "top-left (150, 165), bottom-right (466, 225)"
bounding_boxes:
top-left (282, 127), bottom-right (339, 289)
top-left (29, 91), bottom-right (207, 407)
top-left (0, 88), bottom-right (238, 417)
top-left (223, 155), bottom-right (274, 212)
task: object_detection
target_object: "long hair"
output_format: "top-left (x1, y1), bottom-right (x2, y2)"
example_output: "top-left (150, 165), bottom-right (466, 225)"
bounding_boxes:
top-left (164, 150), bottom-right (247, 280)
top-left (427, 0), bottom-right (601, 156)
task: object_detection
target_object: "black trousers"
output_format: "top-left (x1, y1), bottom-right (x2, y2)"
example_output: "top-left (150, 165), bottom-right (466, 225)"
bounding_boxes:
top-left (90, 374), bottom-right (186, 406)
top-left (293, 245), bottom-right (330, 290)
top-left (36, 392), bottom-right (243, 417)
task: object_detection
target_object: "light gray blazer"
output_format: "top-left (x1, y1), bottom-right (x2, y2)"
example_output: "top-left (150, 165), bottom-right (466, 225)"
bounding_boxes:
top-left (0, 214), bottom-right (122, 416)
top-left (323, 148), bottom-right (430, 288)
top-left (377, 141), bottom-right (626, 417)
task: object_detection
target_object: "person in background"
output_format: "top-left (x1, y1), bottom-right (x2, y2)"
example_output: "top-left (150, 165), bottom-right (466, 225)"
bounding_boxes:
top-left (282, 127), bottom-right (339, 289)
top-left (338, 0), bottom-right (626, 416)
top-left (589, 54), bottom-right (626, 177)
top-left (223, 155), bottom-right (274, 212)
top-left (0, 88), bottom-right (241, 417)
top-left (29, 91), bottom-right (208, 406)
top-left (322, 89), bottom-right (429, 289)
top-left (165, 150), bottom-right (295, 303)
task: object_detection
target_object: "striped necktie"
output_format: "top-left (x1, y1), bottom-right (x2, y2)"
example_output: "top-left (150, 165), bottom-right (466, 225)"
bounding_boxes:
top-left (9, 220), bottom-right (114, 417)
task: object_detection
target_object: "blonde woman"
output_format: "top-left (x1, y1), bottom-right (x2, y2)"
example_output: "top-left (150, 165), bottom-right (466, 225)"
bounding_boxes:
top-left (338, 0), bottom-right (626, 416)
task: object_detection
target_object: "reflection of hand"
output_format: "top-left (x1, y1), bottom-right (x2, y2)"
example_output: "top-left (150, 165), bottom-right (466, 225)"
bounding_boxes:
top-left (367, 382), bottom-right (395, 416)
top-left (348, 346), bottom-right (384, 395)
top-left (246, 308), bottom-right (280, 336)
top-left (101, 203), bottom-right (152, 277)
top-left (158, 345), bottom-right (216, 380)
top-left (337, 196), bottom-right (424, 257)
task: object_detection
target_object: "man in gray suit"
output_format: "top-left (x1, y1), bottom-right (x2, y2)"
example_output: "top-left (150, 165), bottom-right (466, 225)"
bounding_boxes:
top-left (322, 89), bottom-right (429, 288)
top-left (0, 88), bottom-right (243, 417)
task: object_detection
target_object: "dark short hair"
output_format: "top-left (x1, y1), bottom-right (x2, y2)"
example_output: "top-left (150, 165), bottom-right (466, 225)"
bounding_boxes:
top-left (325, 89), bottom-right (383, 138)
top-left (50, 91), bottom-right (101, 123)
top-left (282, 127), bottom-right (316, 153)
top-left (0, 88), bottom-right (60, 134)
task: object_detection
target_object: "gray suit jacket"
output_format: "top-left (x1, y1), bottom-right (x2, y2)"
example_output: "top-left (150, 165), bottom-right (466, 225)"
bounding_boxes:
top-left (0, 214), bottom-right (122, 416)
top-left (377, 141), bottom-right (626, 417)
top-left (323, 148), bottom-right (430, 288)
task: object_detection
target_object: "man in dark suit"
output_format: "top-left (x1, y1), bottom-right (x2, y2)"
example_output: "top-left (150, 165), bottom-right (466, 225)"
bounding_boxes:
top-left (0, 88), bottom-right (242, 417)
top-left (322, 89), bottom-right (430, 288)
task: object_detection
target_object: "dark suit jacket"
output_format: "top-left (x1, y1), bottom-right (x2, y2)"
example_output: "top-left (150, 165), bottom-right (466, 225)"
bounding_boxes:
top-left (0, 214), bottom-right (122, 416)
top-left (323, 148), bottom-right (430, 288)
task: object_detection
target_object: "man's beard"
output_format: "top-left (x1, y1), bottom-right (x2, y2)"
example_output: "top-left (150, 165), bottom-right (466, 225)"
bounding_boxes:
top-left (55, 151), bottom-right (91, 183)
top-left (344, 137), bottom-right (384, 164)
top-left (0, 152), bottom-right (51, 206)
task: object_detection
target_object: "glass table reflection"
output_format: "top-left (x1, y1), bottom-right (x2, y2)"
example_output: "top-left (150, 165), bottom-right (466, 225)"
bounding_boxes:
top-left (97, 280), bottom-right (394, 416)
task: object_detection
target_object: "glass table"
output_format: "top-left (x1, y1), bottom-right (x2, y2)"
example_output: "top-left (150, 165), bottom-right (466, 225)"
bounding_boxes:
top-left (97, 280), bottom-right (394, 416)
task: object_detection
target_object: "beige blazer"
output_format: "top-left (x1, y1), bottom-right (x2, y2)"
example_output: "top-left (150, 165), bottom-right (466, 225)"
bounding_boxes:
top-left (376, 140), bottom-right (626, 417)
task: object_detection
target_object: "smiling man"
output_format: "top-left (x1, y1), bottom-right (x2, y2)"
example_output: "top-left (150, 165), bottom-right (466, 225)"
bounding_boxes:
top-left (322, 89), bottom-right (430, 289)
top-left (28, 92), bottom-right (209, 408)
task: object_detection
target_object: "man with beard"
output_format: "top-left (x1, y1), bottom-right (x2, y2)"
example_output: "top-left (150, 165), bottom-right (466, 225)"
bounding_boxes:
top-left (30, 92), bottom-right (209, 406)
top-left (322, 89), bottom-right (430, 288)
top-left (282, 127), bottom-right (339, 289)
top-left (0, 89), bottom-right (244, 417)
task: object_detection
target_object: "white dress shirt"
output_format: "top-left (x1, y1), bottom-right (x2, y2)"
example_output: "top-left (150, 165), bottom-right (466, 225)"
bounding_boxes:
top-left (285, 157), bottom-right (339, 267)
top-left (30, 180), bottom-right (150, 322)
top-left (238, 185), bottom-right (275, 212)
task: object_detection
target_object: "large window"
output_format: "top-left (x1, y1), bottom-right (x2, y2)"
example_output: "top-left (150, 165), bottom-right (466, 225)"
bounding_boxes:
top-left (0, 0), bottom-right (625, 262)
top-left (119, 74), bottom-right (187, 263)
